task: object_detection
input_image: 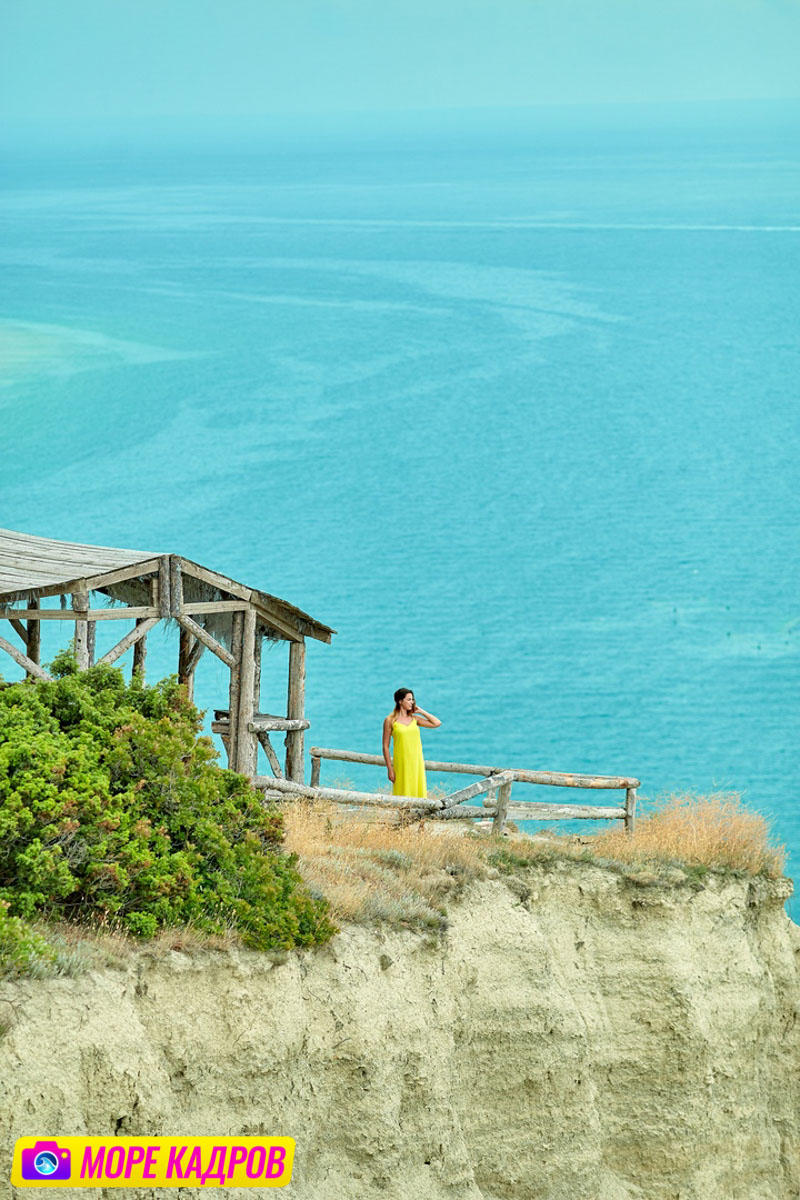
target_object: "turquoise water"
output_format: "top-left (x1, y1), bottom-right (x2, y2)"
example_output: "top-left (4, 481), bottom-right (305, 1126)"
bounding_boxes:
top-left (1, 104), bottom-right (798, 892)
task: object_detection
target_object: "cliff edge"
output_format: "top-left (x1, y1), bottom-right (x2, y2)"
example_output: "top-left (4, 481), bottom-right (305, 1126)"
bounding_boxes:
top-left (1, 865), bottom-right (798, 1200)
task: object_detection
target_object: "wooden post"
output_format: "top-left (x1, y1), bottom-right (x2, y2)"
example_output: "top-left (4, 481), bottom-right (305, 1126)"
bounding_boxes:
top-left (227, 611), bottom-right (243, 770)
top-left (26, 596), bottom-right (40, 677)
top-left (624, 788), bottom-right (637, 834)
top-left (492, 780), bottom-right (513, 835)
top-left (235, 607), bottom-right (257, 776)
top-left (178, 625), bottom-right (194, 700)
top-left (253, 628), bottom-right (262, 711)
top-left (175, 556), bottom-right (189, 691)
top-left (158, 556), bottom-right (171, 619)
top-left (170, 557), bottom-right (183, 616)
top-left (133, 621), bottom-right (148, 680)
top-left (285, 639), bottom-right (306, 782)
top-left (72, 589), bottom-right (89, 671)
top-left (87, 620), bottom-right (96, 668)
top-left (310, 755), bottom-right (321, 788)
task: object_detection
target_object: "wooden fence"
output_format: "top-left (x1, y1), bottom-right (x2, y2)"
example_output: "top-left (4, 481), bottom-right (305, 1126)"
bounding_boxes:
top-left (252, 746), bottom-right (639, 834)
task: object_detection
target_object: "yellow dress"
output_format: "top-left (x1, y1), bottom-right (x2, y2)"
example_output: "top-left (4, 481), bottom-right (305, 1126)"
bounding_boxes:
top-left (392, 719), bottom-right (427, 798)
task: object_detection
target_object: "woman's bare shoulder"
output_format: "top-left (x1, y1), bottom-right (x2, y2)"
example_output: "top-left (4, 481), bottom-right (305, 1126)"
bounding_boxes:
top-left (383, 712), bottom-right (396, 725)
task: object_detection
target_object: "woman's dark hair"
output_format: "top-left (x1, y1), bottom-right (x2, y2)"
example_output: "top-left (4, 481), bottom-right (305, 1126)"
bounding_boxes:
top-left (393, 687), bottom-right (414, 708)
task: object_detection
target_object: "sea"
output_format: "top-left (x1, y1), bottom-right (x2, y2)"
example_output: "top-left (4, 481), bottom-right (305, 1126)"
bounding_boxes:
top-left (1, 101), bottom-right (798, 902)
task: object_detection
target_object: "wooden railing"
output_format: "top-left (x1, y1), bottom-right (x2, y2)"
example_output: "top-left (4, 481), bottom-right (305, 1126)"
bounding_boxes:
top-left (251, 746), bottom-right (639, 834)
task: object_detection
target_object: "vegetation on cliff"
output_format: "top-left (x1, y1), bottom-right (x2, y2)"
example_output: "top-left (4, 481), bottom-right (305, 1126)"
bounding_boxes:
top-left (0, 655), bottom-right (335, 977)
top-left (284, 791), bottom-right (786, 929)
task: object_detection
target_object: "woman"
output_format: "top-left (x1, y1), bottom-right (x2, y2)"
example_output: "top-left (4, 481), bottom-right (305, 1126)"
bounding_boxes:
top-left (382, 688), bottom-right (442, 798)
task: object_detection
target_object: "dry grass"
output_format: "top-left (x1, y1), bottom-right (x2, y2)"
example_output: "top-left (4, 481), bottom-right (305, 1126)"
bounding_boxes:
top-left (283, 799), bottom-right (489, 929)
top-left (591, 791), bottom-right (786, 879)
top-left (283, 791), bottom-right (787, 929)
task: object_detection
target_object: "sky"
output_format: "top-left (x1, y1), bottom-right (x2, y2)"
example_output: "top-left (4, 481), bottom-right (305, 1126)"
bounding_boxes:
top-left (1, 0), bottom-right (800, 127)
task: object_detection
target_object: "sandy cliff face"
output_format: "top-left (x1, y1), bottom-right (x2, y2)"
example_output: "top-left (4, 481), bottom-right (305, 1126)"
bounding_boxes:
top-left (1, 866), bottom-right (798, 1200)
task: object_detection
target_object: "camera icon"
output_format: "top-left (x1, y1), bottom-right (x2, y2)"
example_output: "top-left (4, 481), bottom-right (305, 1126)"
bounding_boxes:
top-left (21, 1141), bottom-right (72, 1181)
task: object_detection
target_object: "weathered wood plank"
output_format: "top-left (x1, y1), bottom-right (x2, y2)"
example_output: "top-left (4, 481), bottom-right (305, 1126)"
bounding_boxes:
top-left (310, 755), bottom-right (321, 788)
top-left (97, 617), bottom-right (159, 666)
top-left (132, 619), bottom-right (148, 679)
top-left (256, 731), bottom-right (284, 778)
top-left (186, 637), bottom-right (205, 675)
top-left (0, 607), bottom-right (159, 621)
top-left (181, 600), bottom-right (249, 615)
top-left (492, 780), bottom-right (513, 835)
top-left (3, 558), bottom-right (162, 602)
top-left (26, 597), bottom-right (40, 668)
top-left (429, 805), bottom-right (496, 821)
top-left (214, 710), bottom-right (310, 732)
top-left (0, 634), bottom-right (52, 681)
top-left (158, 556), bottom-right (171, 619)
top-left (72, 589), bottom-right (89, 671)
top-left (236, 607), bottom-right (258, 776)
top-left (178, 624), bottom-right (193, 699)
top-left (307, 747), bottom-right (639, 790)
top-left (438, 771), bottom-right (515, 810)
top-left (227, 610), bottom-right (243, 771)
top-left (624, 788), bottom-right (637, 834)
top-left (252, 776), bottom-right (441, 811)
top-left (511, 769), bottom-right (640, 790)
top-left (170, 556), bottom-right (183, 617)
top-left (175, 558), bottom-right (252, 602)
top-left (253, 630), bottom-right (262, 711)
top-left (9, 618), bottom-right (28, 644)
top-left (285, 640), bottom-right (306, 782)
top-left (504, 803), bottom-right (626, 821)
top-left (175, 615), bottom-right (235, 668)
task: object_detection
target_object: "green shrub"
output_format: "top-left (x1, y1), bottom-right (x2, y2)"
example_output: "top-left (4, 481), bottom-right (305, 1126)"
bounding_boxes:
top-left (0, 899), bottom-right (60, 979)
top-left (0, 655), bottom-right (335, 951)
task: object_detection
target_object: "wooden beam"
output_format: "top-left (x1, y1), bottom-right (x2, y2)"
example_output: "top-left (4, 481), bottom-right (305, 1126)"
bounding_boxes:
top-left (170, 556), bottom-right (183, 617)
top-left (9, 618), bottom-right (28, 644)
top-left (175, 615), bottom-right (235, 668)
top-left (0, 607), bottom-right (159, 621)
top-left (438, 772), bottom-right (515, 810)
top-left (177, 557), bottom-right (331, 643)
top-left (181, 600), bottom-right (249, 615)
top-left (176, 558), bottom-right (252, 602)
top-left (310, 755), bottom-right (321, 788)
top-left (86, 619), bottom-right (96, 667)
top-left (253, 715), bottom-right (310, 732)
top-left (285, 640), bottom-right (306, 782)
top-left (178, 624), bottom-right (194, 700)
top-left (132, 619), bottom-right (148, 680)
top-left (12, 558), bottom-right (161, 602)
top-left (97, 617), bottom-right (159, 667)
top-left (504, 803), bottom-right (627, 821)
top-left (227, 610), bottom-right (243, 770)
top-left (186, 637), bottom-right (205, 675)
top-left (158, 556), bottom-right (171, 619)
top-left (492, 780), bottom-right (513, 835)
top-left (624, 788), bottom-right (637, 834)
top-left (26, 597), bottom-right (40, 670)
top-left (235, 608), bottom-right (258, 776)
top-left (256, 731), bottom-right (284, 778)
top-left (253, 630), bottom-right (262, 712)
top-left (72, 589), bottom-right (89, 671)
top-left (0, 634), bottom-right (52, 681)
top-left (252, 776), bottom-right (441, 812)
top-left (307, 747), bottom-right (639, 790)
top-left (430, 805), bottom-right (496, 821)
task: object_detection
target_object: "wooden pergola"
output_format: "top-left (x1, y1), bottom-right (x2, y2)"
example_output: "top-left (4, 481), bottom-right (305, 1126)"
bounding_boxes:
top-left (0, 528), bottom-right (334, 782)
